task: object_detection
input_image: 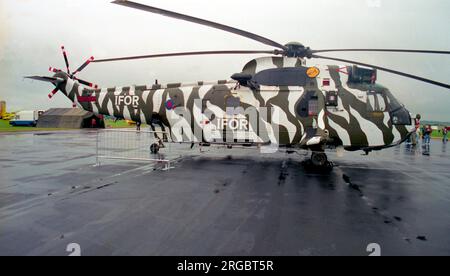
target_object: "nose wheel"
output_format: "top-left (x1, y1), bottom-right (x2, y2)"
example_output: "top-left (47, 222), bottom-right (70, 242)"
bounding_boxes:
top-left (311, 152), bottom-right (328, 167)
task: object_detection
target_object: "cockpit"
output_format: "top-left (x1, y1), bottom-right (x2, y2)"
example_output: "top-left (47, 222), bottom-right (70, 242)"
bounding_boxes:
top-left (384, 89), bottom-right (412, 125)
top-left (347, 65), bottom-right (411, 126)
top-left (366, 86), bottom-right (411, 126)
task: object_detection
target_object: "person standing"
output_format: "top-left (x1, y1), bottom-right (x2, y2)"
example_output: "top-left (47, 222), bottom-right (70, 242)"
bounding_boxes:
top-left (442, 126), bottom-right (448, 143)
top-left (424, 125), bottom-right (432, 145)
top-left (136, 121), bottom-right (141, 132)
top-left (412, 114), bottom-right (421, 146)
top-left (421, 125), bottom-right (426, 143)
top-left (91, 118), bottom-right (97, 128)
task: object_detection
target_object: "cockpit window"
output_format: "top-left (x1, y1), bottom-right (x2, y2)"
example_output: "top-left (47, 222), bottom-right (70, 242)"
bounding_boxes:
top-left (383, 89), bottom-right (411, 125)
top-left (367, 90), bottom-right (387, 112)
top-left (384, 89), bottom-right (403, 112)
top-left (253, 67), bottom-right (308, 86)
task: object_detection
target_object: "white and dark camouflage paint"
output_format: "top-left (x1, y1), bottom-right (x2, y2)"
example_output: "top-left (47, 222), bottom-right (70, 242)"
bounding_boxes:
top-left (54, 56), bottom-right (414, 152)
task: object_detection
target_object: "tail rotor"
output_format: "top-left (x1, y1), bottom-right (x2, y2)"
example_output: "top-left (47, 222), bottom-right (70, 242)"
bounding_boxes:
top-left (44, 45), bottom-right (99, 101)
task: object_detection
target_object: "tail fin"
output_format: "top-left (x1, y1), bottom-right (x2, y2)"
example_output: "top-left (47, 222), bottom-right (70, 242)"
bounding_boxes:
top-left (25, 76), bottom-right (65, 85)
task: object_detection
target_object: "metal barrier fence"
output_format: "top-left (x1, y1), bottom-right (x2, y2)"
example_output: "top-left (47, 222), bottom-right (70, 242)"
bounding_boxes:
top-left (96, 129), bottom-right (172, 170)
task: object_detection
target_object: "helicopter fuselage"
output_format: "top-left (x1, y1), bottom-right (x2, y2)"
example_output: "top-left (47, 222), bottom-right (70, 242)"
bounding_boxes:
top-left (55, 57), bottom-right (414, 152)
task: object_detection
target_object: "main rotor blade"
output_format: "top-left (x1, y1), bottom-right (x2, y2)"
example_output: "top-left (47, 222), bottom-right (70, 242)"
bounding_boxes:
top-left (25, 76), bottom-right (65, 84)
top-left (311, 54), bottom-right (450, 89)
top-left (93, 50), bottom-right (281, 63)
top-left (313, 49), bottom-right (450, 55)
top-left (111, 0), bottom-right (287, 51)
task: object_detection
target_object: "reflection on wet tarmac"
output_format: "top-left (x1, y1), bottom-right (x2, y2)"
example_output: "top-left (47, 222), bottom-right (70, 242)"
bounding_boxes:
top-left (0, 130), bottom-right (449, 255)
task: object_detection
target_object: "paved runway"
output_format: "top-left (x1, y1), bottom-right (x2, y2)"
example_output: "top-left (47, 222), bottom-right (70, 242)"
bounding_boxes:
top-left (0, 130), bottom-right (449, 255)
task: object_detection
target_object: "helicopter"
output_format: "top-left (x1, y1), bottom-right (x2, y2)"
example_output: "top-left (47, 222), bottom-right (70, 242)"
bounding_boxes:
top-left (26, 0), bottom-right (450, 167)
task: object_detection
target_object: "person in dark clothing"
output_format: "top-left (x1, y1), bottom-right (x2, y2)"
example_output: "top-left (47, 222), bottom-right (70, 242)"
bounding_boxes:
top-left (91, 118), bottom-right (97, 128)
top-left (442, 126), bottom-right (448, 143)
top-left (136, 121), bottom-right (141, 131)
top-left (411, 114), bottom-right (421, 146)
top-left (421, 125), bottom-right (426, 143)
top-left (424, 125), bottom-right (432, 145)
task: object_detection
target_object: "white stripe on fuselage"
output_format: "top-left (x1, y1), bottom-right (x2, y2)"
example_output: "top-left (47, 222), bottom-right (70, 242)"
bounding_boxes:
top-left (271, 105), bottom-right (296, 144)
top-left (349, 106), bottom-right (384, 146)
top-left (328, 117), bottom-right (351, 146)
top-left (259, 89), bottom-right (279, 106)
top-left (152, 89), bottom-right (164, 113)
top-left (98, 88), bottom-right (107, 107)
top-left (198, 84), bottom-right (213, 99)
top-left (142, 90), bottom-right (150, 105)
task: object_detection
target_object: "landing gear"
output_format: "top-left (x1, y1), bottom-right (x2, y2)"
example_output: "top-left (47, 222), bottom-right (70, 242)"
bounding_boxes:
top-left (303, 151), bottom-right (333, 171)
top-left (311, 152), bottom-right (328, 167)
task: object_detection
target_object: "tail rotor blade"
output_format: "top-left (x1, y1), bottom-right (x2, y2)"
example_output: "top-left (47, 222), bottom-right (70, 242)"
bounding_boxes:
top-left (61, 46), bottom-right (71, 74)
top-left (72, 56), bottom-right (94, 76)
top-left (73, 77), bottom-right (99, 89)
top-left (49, 67), bottom-right (62, 73)
top-left (48, 88), bottom-right (59, 99)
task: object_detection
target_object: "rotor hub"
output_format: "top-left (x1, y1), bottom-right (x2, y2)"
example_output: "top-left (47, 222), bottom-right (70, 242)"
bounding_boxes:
top-left (284, 42), bottom-right (312, 58)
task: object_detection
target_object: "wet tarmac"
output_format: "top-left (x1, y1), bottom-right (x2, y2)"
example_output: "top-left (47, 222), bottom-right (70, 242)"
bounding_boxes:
top-left (0, 130), bottom-right (449, 256)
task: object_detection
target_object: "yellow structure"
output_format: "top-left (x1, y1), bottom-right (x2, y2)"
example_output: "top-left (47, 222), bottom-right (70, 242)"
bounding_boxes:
top-left (0, 101), bottom-right (5, 119)
top-left (0, 101), bottom-right (15, 120)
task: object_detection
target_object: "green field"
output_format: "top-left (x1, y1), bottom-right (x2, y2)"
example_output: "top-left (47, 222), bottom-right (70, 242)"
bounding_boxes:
top-left (0, 119), bottom-right (140, 133)
top-left (431, 130), bottom-right (448, 139)
top-left (104, 119), bottom-right (135, 129)
top-left (0, 119), bottom-right (69, 133)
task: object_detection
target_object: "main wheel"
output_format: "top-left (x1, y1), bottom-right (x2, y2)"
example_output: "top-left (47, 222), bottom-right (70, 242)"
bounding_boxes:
top-left (311, 152), bottom-right (328, 167)
top-left (150, 143), bottom-right (160, 154)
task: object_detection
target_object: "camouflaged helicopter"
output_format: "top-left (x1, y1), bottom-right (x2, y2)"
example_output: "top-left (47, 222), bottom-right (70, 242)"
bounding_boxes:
top-left (26, 0), bottom-right (450, 167)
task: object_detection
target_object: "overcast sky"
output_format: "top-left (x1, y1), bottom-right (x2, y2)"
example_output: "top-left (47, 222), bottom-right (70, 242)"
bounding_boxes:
top-left (0, 0), bottom-right (449, 121)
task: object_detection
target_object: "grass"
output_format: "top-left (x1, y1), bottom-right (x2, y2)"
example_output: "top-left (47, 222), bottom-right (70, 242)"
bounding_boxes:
top-left (431, 130), bottom-right (448, 139)
top-left (104, 119), bottom-right (135, 129)
top-left (0, 119), bottom-right (71, 133)
top-left (0, 119), bottom-right (143, 133)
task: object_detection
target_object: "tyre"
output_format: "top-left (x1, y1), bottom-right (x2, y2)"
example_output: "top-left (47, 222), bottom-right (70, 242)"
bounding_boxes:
top-left (311, 152), bottom-right (328, 167)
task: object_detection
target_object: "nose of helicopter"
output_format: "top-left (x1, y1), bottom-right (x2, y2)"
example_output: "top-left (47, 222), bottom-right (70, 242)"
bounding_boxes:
top-left (406, 110), bottom-right (416, 133)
